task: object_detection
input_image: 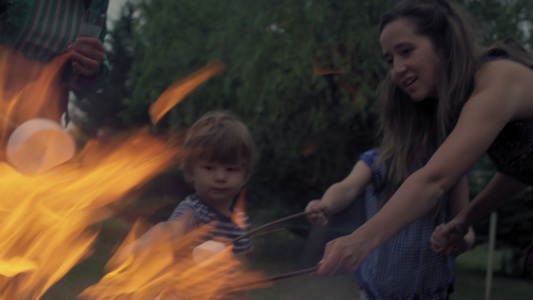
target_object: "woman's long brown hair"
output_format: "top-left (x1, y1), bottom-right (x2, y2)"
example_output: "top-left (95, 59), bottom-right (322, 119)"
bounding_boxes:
top-left (376, 0), bottom-right (483, 209)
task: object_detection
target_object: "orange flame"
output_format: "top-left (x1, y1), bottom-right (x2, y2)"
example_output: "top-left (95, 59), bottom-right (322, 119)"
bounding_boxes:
top-left (149, 62), bottom-right (226, 124)
top-left (278, 18), bottom-right (296, 27)
top-left (232, 189), bottom-right (248, 231)
top-left (0, 133), bottom-right (178, 299)
top-left (80, 221), bottom-right (266, 300)
top-left (0, 46), bottom-right (70, 147)
top-left (0, 46), bottom-right (264, 300)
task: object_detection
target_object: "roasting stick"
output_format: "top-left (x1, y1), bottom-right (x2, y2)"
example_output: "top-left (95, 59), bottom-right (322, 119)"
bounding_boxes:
top-left (241, 266), bottom-right (319, 284)
top-left (192, 212), bottom-right (320, 297)
top-left (206, 266), bottom-right (320, 297)
top-left (192, 211), bottom-right (313, 264)
top-left (229, 211), bottom-right (312, 245)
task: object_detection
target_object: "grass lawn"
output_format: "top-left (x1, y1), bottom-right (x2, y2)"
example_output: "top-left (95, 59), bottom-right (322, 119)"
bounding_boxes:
top-left (452, 245), bottom-right (533, 300)
top-left (40, 215), bottom-right (533, 300)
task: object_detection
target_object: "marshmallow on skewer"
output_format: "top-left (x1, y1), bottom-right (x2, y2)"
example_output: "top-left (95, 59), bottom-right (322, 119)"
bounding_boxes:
top-left (192, 240), bottom-right (226, 264)
top-left (6, 118), bottom-right (76, 175)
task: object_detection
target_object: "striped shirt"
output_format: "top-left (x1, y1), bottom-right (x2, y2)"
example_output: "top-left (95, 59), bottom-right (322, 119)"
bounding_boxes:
top-left (167, 194), bottom-right (252, 299)
top-left (17, 0), bottom-right (103, 62)
top-left (169, 194), bottom-right (252, 254)
top-left (0, 0), bottom-right (110, 94)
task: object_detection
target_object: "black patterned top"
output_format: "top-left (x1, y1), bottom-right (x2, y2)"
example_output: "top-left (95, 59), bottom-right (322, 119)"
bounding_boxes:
top-left (483, 56), bottom-right (533, 185)
top-left (487, 118), bottom-right (533, 185)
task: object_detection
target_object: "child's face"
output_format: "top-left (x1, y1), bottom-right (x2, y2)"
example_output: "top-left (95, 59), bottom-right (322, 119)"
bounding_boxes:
top-left (187, 160), bottom-right (247, 211)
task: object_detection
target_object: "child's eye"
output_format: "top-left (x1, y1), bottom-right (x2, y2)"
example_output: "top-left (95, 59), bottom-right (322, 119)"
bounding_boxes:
top-left (226, 166), bottom-right (241, 172)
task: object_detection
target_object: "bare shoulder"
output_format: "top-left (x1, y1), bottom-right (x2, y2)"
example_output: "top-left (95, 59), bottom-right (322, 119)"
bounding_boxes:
top-left (472, 59), bottom-right (533, 120)
top-left (425, 60), bottom-right (532, 187)
top-left (477, 59), bottom-right (533, 84)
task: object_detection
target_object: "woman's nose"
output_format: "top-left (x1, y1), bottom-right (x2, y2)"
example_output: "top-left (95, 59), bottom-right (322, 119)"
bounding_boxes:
top-left (391, 60), bottom-right (407, 77)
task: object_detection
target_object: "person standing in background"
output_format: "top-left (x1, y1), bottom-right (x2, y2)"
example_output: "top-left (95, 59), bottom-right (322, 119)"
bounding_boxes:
top-left (0, 0), bottom-right (110, 126)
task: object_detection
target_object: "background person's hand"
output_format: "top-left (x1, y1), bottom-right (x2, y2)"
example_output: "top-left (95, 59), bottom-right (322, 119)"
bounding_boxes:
top-left (305, 200), bottom-right (330, 227)
top-left (430, 220), bottom-right (468, 256)
top-left (68, 36), bottom-right (106, 77)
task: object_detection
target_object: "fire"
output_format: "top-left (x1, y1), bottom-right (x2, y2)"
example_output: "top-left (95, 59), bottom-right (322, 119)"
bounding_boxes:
top-left (0, 47), bottom-right (265, 300)
top-left (80, 222), bottom-right (265, 300)
top-left (0, 47), bottom-right (178, 299)
top-left (0, 46), bottom-right (69, 147)
top-left (149, 62), bottom-right (226, 124)
top-left (232, 189), bottom-right (248, 231)
top-left (0, 133), bottom-right (178, 300)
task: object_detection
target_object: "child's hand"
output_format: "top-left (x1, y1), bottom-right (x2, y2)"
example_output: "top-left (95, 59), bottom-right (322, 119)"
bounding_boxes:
top-left (430, 223), bottom-right (468, 256)
top-left (305, 200), bottom-right (330, 226)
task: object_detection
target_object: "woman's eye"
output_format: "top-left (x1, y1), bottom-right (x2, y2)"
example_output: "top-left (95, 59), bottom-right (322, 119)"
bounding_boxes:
top-left (401, 48), bottom-right (413, 55)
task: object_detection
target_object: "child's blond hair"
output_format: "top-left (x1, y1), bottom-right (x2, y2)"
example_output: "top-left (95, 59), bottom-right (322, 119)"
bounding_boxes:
top-left (181, 111), bottom-right (257, 180)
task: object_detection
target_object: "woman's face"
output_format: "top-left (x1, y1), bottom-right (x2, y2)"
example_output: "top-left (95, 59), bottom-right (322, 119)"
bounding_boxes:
top-left (380, 18), bottom-right (442, 102)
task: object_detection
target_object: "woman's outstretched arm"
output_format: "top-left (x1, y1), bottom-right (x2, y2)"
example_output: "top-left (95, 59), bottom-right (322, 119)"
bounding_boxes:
top-left (315, 60), bottom-right (533, 276)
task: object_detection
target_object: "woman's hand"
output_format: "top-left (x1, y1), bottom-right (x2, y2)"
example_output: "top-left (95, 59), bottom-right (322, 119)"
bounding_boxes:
top-left (430, 219), bottom-right (468, 256)
top-left (305, 200), bottom-right (330, 227)
top-left (314, 232), bottom-right (374, 276)
top-left (68, 36), bottom-right (106, 77)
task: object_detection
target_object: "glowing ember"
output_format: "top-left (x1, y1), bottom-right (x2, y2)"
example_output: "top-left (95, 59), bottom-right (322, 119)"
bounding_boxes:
top-left (232, 189), bottom-right (248, 231)
top-left (312, 63), bottom-right (350, 76)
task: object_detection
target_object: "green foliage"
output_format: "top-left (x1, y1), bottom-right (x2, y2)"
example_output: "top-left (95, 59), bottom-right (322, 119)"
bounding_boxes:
top-left (115, 0), bottom-right (399, 209)
top-left (463, 0), bottom-right (533, 48)
top-left (75, 0), bottom-right (533, 254)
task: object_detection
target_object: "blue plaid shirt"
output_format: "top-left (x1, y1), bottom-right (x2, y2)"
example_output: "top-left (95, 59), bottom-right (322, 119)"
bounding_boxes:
top-left (356, 149), bottom-right (455, 300)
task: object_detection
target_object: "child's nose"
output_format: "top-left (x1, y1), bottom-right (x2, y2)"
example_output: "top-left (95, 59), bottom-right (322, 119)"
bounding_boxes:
top-left (214, 169), bottom-right (227, 180)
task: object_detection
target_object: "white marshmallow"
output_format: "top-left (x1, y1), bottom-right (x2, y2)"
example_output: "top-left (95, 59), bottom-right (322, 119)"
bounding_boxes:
top-left (6, 118), bottom-right (76, 175)
top-left (192, 240), bottom-right (225, 264)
